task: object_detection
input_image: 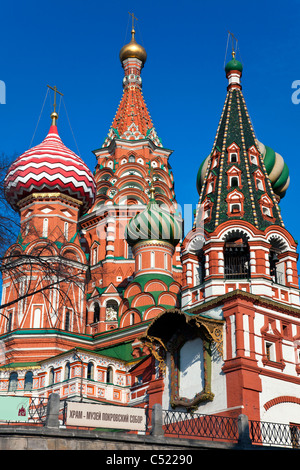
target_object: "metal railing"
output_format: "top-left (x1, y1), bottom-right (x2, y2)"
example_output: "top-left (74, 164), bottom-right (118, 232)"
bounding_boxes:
top-left (250, 420), bottom-right (300, 448)
top-left (27, 396), bottom-right (48, 423)
top-left (157, 409), bottom-right (300, 448)
top-left (162, 409), bottom-right (239, 442)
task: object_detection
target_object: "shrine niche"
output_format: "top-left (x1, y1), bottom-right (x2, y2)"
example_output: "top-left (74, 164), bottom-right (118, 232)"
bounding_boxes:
top-left (140, 309), bottom-right (224, 411)
top-left (105, 300), bottom-right (118, 322)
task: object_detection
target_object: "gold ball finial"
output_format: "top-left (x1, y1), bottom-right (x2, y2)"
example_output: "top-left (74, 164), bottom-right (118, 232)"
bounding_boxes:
top-left (149, 184), bottom-right (156, 201)
top-left (119, 27), bottom-right (147, 65)
top-left (51, 112), bottom-right (58, 126)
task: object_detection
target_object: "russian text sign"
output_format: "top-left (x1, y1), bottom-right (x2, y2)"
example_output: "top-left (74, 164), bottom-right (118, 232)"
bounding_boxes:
top-left (66, 402), bottom-right (146, 431)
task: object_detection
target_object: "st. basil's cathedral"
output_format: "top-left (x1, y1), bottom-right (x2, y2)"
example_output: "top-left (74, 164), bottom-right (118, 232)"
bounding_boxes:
top-left (0, 21), bottom-right (299, 430)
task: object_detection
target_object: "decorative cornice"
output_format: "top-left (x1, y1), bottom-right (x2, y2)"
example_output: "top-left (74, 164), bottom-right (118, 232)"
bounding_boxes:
top-left (17, 192), bottom-right (83, 209)
top-left (133, 239), bottom-right (175, 250)
top-left (187, 289), bottom-right (300, 318)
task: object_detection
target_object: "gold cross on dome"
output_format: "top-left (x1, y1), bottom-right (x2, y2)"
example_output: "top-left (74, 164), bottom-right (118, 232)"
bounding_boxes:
top-left (47, 85), bottom-right (64, 114)
top-left (128, 12), bottom-right (138, 30)
top-left (228, 31), bottom-right (238, 58)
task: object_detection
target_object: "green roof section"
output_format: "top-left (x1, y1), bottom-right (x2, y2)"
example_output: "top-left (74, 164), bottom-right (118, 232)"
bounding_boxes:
top-left (130, 272), bottom-right (175, 290)
top-left (96, 341), bottom-right (147, 363)
top-left (0, 362), bottom-right (39, 370)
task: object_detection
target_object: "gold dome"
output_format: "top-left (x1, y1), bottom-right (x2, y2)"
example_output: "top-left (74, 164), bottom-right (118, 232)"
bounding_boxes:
top-left (119, 28), bottom-right (147, 65)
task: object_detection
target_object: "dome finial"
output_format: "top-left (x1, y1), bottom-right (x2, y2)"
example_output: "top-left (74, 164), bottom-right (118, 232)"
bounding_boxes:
top-left (129, 11), bottom-right (137, 35)
top-left (224, 32), bottom-right (243, 88)
top-left (149, 183), bottom-right (156, 201)
top-left (47, 85), bottom-right (64, 126)
top-left (119, 13), bottom-right (147, 65)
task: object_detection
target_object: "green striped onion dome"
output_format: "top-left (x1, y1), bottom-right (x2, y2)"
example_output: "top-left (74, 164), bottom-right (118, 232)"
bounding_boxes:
top-left (196, 143), bottom-right (290, 199)
top-left (196, 155), bottom-right (210, 195)
top-left (257, 141), bottom-right (290, 199)
top-left (125, 194), bottom-right (182, 246)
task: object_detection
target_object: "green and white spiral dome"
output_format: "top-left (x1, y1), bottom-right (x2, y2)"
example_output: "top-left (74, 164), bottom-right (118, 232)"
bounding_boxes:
top-left (125, 190), bottom-right (182, 247)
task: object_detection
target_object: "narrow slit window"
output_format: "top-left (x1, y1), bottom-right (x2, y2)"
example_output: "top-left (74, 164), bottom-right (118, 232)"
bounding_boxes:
top-left (42, 218), bottom-right (48, 237)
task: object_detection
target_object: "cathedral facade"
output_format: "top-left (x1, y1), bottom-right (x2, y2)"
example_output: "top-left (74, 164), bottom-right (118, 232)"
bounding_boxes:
top-left (0, 27), bottom-right (300, 429)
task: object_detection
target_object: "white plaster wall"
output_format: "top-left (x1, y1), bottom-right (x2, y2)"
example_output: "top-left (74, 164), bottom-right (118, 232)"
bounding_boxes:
top-left (254, 311), bottom-right (265, 365)
top-left (179, 338), bottom-right (204, 399)
top-left (260, 375), bottom-right (300, 424)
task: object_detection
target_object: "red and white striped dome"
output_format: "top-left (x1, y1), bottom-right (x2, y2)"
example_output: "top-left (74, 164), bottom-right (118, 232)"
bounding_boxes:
top-left (4, 122), bottom-right (96, 213)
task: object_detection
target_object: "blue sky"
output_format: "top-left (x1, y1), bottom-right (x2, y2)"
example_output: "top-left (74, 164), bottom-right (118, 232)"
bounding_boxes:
top-left (1, 0), bottom-right (300, 239)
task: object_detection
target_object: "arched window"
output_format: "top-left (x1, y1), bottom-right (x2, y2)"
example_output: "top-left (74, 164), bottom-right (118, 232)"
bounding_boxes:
top-left (33, 307), bottom-right (41, 329)
top-left (127, 243), bottom-right (133, 259)
top-left (224, 236), bottom-right (250, 280)
top-left (207, 181), bottom-right (214, 193)
top-left (230, 176), bottom-right (239, 187)
top-left (269, 239), bottom-right (286, 285)
top-left (256, 178), bottom-right (264, 191)
top-left (106, 366), bottom-right (113, 384)
top-left (64, 222), bottom-right (69, 240)
top-left (7, 313), bottom-right (12, 332)
top-left (151, 251), bottom-right (155, 268)
top-left (8, 372), bottom-right (18, 392)
top-left (64, 362), bottom-right (71, 380)
top-left (128, 155), bottom-right (135, 163)
top-left (93, 246), bottom-right (97, 265)
top-left (64, 309), bottom-right (71, 331)
top-left (93, 303), bottom-right (100, 323)
top-left (164, 253), bottom-right (168, 270)
top-left (87, 362), bottom-right (94, 380)
top-left (231, 203), bottom-right (241, 213)
top-left (195, 250), bottom-right (205, 285)
top-left (24, 371), bottom-right (33, 391)
top-left (49, 368), bottom-right (55, 386)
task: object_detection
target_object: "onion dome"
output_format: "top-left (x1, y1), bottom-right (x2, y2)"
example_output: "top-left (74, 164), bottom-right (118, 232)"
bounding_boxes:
top-left (225, 57), bottom-right (243, 74)
top-left (4, 113), bottom-right (96, 213)
top-left (125, 187), bottom-right (182, 246)
top-left (196, 156), bottom-right (210, 195)
top-left (257, 142), bottom-right (290, 199)
top-left (119, 27), bottom-right (147, 65)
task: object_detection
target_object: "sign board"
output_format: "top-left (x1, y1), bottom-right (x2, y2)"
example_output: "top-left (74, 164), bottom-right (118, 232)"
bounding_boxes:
top-left (66, 402), bottom-right (146, 431)
top-left (0, 396), bottom-right (30, 422)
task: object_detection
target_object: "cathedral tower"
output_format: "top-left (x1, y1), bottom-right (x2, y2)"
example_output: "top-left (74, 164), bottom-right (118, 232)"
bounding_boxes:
top-left (1, 108), bottom-right (96, 362)
top-left (182, 52), bottom-right (298, 309)
top-left (81, 24), bottom-right (182, 335)
top-left (170, 51), bottom-right (300, 422)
